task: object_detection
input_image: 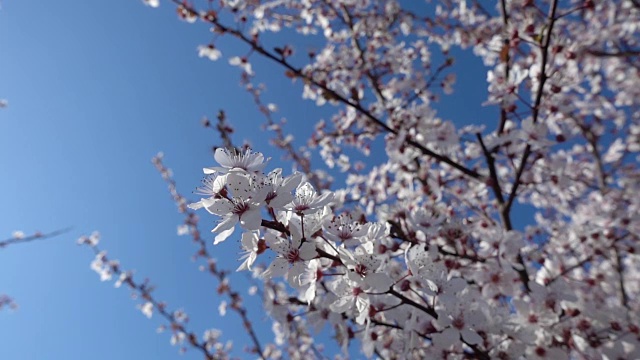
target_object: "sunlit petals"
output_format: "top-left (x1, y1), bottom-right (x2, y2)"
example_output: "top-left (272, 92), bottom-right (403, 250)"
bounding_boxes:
top-left (287, 182), bottom-right (334, 215)
top-left (207, 148), bottom-right (268, 174)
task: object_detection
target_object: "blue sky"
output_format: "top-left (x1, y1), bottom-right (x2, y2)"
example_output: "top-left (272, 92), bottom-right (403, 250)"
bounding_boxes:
top-left (0, 1), bottom-right (496, 359)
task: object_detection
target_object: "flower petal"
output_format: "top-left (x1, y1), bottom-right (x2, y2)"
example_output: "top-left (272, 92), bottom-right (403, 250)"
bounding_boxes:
top-left (226, 172), bottom-right (252, 199)
top-left (364, 272), bottom-right (393, 291)
top-left (240, 207), bottom-right (262, 230)
top-left (203, 198), bottom-right (234, 216)
top-left (330, 297), bottom-right (352, 313)
top-left (461, 328), bottom-right (482, 345)
top-left (214, 226), bottom-right (235, 245)
top-left (214, 148), bottom-right (235, 168)
top-left (264, 258), bottom-right (288, 279)
top-left (432, 328), bottom-right (459, 348)
top-left (299, 242), bottom-right (318, 260)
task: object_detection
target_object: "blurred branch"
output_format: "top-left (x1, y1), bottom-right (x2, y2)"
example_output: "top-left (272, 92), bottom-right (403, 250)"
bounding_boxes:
top-left (0, 228), bottom-right (72, 248)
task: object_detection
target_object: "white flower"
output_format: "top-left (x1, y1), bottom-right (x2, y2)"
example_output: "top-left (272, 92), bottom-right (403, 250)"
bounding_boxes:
top-left (520, 118), bottom-right (552, 149)
top-left (229, 56), bottom-right (254, 75)
top-left (218, 301), bottom-right (227, 316)
top-left (338, 246), bottom-right (394, 292)
top-left (203, 329), bottom-right (222, 350)
top-left (204, 148), bottom-right (268, 174)
top-left (188, 174), bottom-right (227, 212)
top-left (176, 224), bottom-right (190, 236)
top-left (205, 198), bottom-right (262, 244)
top-left (170, 331), bottom-right (186, 346)
top-left (11, 231), bottom-right (24, 239)
top-left (287, 182), bottom-right (334, 215)
top-left (262, 227), bottom-right (317, 283)
top-left (432, 294), bottom-right (485, 349)
top-left (90, 251), bottom-right (113, 281)
top-left (189, 172), bottom-right (264, 244)
top-left (114, 271), bottom-right (132, 288)
top-left (77, 231), bottom-right (100, 246)
top-left (432, 313), bottom-right (484, 348)
top-left (140, 302), bottom-right (154, 319)
top-left (263, 169), bottom-right (303, 209)
top-left (323, 213), bottom-right (369, 245)
top-left (198, 45), bottom-right (222, 61)
top-left (404, 244), bottom-right (442, 292)
top-left (328, 275), bottom-right (370, 324)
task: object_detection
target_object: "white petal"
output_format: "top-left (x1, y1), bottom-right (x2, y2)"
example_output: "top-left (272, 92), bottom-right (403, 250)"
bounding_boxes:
top-left (212, 217), bottom-right (236, 244)
top-left (187, 201), bottom-right (204, 210)
top-left (226, 172), bottom-right (252, 198)
top-left (287, 262), bottom-right (306, 286)
top-left (301, 283), bottom-right (316, 304)
top-left (512, 299), bottom-right (529, 315)
top-left (240, 208), bottom-right (262, 230)
top-left (432, 328), bottom-right (459, 348)
top-left (281, 172), bottom-right (303, 192)
top-left (204, 198), bottom-right (234, 216)
top-left (357, 253), bottom-right (382, 271)
top-left (461, 328), bottom-right (482, 345)
top-left (265, 258), bottom-right (289, 279)
top-left (268, 193), bottom-right (293, 208)
top-left (299, 242), bottom-right (318, 260)
top-left (266, 238), bottom-right (289, 256)
top-left (236, 251), bottom-right (257, 271)
top-left (546, 348), bottom-right (569, 360)
top-left (214, 226), bottom-right (235, 245)
top-left (214, 148), bottom-right (234, 168)
top-left (312, 192), bottom-right (334, 208)
top-left (364, 273), bottom-right (393, 291)
top-left (203, 166), bottom-right (225, 174)
top-left (445, 277), bottom-right (466, 293)
top-left (330, 297), bottom-right (352, 313)
top-left (240, 232), bottom-right (258, 250)
top-left (212, 214), bottom-right (236, 230)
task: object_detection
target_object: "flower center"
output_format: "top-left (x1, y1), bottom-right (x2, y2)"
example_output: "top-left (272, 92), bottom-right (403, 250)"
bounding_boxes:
top-left (286, 249), bottom-right (301, 263)
top-left (452, 316), bottom-right (465, 330)
top-left (232, 200), bottom-right (250, 215)
top-left (355, 264), bottom-right (368, 277)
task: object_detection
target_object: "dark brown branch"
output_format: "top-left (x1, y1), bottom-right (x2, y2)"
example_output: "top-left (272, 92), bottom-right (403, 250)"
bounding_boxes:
top-left (614, 247), bottom-right (629, 310)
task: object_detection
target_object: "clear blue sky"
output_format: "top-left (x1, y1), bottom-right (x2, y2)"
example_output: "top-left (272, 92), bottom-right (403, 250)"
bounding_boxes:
top-left (0, 1), bottom-right (495, 359)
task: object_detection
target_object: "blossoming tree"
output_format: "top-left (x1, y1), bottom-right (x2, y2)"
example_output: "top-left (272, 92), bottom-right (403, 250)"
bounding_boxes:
top-left (80, 0), bottom-right (639, 359)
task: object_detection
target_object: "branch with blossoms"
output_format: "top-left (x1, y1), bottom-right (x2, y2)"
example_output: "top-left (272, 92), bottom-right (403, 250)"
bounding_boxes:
top-left (0, 228), bottom-right (71, 248)
top-left (77, 233), bottom-right (229, 360)
top-left (185, 147), bottom-right (500, 358)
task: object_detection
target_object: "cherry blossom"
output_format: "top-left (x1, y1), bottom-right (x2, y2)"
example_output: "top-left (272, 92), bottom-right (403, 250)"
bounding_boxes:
top-left (189, 172), bottom-right (264, 243)
top-left (262, 227), bottom-right (317, 284)
top-left (286, 182), bottom-right (333, 215)
top-left (197, 44), bottom-right (222, 61)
